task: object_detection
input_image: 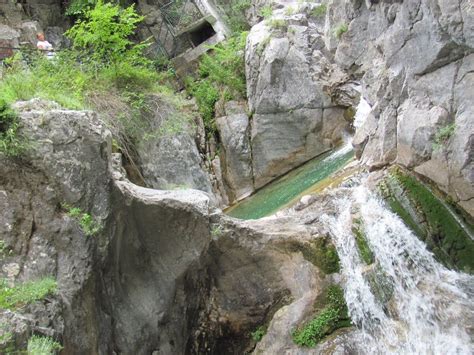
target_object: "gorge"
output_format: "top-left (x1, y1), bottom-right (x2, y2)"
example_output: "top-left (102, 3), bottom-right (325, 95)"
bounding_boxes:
top-left (0, 0), bottom-right (473, 354)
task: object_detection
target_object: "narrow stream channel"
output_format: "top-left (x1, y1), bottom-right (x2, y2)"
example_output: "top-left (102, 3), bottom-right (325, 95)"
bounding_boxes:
top-left (225, 144), bottom-right (354, 219)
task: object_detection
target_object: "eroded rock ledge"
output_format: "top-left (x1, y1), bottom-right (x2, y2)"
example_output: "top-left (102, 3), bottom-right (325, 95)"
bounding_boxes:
top-left (0, 101), bottom-right (353, 354)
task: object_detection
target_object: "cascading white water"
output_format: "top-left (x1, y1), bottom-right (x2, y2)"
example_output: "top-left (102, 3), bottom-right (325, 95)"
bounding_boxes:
top-left (322, 185), bottom-right (474, 354)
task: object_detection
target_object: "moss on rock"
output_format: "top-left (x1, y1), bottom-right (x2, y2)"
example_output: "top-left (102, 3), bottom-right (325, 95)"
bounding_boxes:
top-left (286, 236), bottom-right (340, 274)
top-left (292, 285), bottom-right (351, 347)
top-left (351, 219), bottom-right (374, 265)
top-left (380, 167), bottom-right (474, 274)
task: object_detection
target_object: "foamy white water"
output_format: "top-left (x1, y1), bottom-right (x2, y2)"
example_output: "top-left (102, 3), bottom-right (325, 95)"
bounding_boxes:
top-left (322, 186), bottom-right (474, 354)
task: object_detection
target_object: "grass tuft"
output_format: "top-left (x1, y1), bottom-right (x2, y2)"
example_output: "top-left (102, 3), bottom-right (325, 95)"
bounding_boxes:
top-left (333, 23), bottom-right (348, 39)
top-left (0, 277), bottom-right (57, 310)
top-left (27, 335), bottom-right (62, 355)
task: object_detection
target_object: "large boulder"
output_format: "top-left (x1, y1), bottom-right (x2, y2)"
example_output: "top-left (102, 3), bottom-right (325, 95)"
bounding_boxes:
top-left (216, 101), bottom-right (254, 203)
top-left (0, 25), bottom-right (20, 60)
top-left (136, 95), bottom-right (214, 194)
top-left (0, 100), bottom-right (112, 352)
top-left (245, 4), bottom-right (350, 188)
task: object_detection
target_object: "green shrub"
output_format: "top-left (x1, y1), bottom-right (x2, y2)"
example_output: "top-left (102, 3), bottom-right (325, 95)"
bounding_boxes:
top-left (311, 4), bottom-right (327, 18)
top-left (433, 123), bottom-right (455, 151)
top-left (292, 285), bottom-right (350, 347)
top-left (186, 32), bottom-right (247, 135)
top-left (65, 0), bottom-right (148, 66)
top-left (259, 5), bottom-right (273, 19)
top-left (268, 19), bottom-right (287, 30)
top-left (187, 79), bottom-right (219, 132)
top-left (27, 335), bottom-right (62, 355)
top-left (0, 278), bottom-right (57, 310)
top-left (333, 23), bottom-right (348, 39)
top-left (223, 0), bottom-right (252, 33)
top-left (65, 205), bottom-right (102, 236)
top-left (0, 100), bottom-right (28, 157)
top-left (198, 32), bottom-right (247, 97)
top-left (65, 0), bottom-right (97, 16)
top-left (0, 324), bottom-right (14, 353)
top-left (251, 326), bottom-right (266, 342)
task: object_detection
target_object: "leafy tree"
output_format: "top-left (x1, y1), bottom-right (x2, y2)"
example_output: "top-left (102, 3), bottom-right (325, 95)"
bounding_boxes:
top-left (65, 0), bottom-right (148, 66)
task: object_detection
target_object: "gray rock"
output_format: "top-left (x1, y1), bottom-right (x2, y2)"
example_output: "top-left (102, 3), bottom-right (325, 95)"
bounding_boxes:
top-left (245, 13), bottom-right (350, 188)
top-left (251, 109), bottom-right (324, 188)
top-left (18, 21), bottom-right (42, 45)
top-left (0, 25), bottom-right (20, 59)
top-left (13, 99), bottom-right (112, 219)
top-left (216, 101), bottom-right (254, 202)
top-left (137, 95), bottom-right (213, 194)
top-left (329, 0), bottom-right (474, 215)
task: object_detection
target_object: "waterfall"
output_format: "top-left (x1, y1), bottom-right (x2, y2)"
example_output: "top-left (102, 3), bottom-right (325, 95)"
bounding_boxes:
top-left (323, 185), bottom-right (474, 354)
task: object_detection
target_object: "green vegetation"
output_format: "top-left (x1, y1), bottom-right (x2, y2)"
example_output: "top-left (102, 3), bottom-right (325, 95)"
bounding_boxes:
top-left (65, 205), bottom-right (102, 236)
top-left (221, 0), bottom-right (252, 33)
top-left (256, 35), bottom-right (271, 55)
top-left (0, 277), bottom-right (57, 310)
top-left (292, 285), bottom-right (350, 347)
top-left (27, 335), bottom-right (62, 355)
top-left (185, 32), bottom-right (247, 134)
top-left (433, 122), bottom-right (455, 151)
top-left (259, 5), bottom-right (273, 19)
top-left (352, 219), bottom-right (374, 265)
top-left (287, 236), bottom-right (340, 274)
top-left (210, 225), bottom-right (224, 238)
top-left (0, 1), bottom-right (177, 166)
top-left (381, 167), bottom-right (474, 273)
top-left (285, 6), bottom-right (296, 15)
top-left (333, 23), bottom-right (348, 39)
top-left (0, 99), bottom-right (28, 157)
top-left (251, 326), bottom-right (266, 342)
top-left (311, 4), bottom-right (327, 18)
top-left (65, 0), bottom-right (97, 16)
top-left (65, 0), bottom-right (147, 65)
top-left (267, 19), bottom-right (287, 30)
top-left (26, 335), bottom-right (62, 355)
top-left (0, 240), bottom-right (10, 258)
top-left (0, 323), bottom-right (14, 353)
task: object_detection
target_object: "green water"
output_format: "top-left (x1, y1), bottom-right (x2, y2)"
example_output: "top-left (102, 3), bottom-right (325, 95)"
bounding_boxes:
top-left (226, 146), bottom-right (354, 220)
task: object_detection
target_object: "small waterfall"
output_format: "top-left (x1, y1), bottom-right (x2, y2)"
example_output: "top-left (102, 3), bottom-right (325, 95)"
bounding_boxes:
top-left (323, 185), bottom-right (474, 354)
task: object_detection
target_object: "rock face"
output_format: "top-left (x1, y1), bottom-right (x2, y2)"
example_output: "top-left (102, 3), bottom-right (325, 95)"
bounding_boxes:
top-left (1, 101), bottom-right (351, 354)
top-left (216, 101), bottom-right (254, 202)
top-left (328, 0), bottom-right (474, 215)
top-left (245, 4), bottom-right (351, 188)
top-left (137, 95), bottom-right (214, 194)
top-left (0, 100), bottom-right (112, 352)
